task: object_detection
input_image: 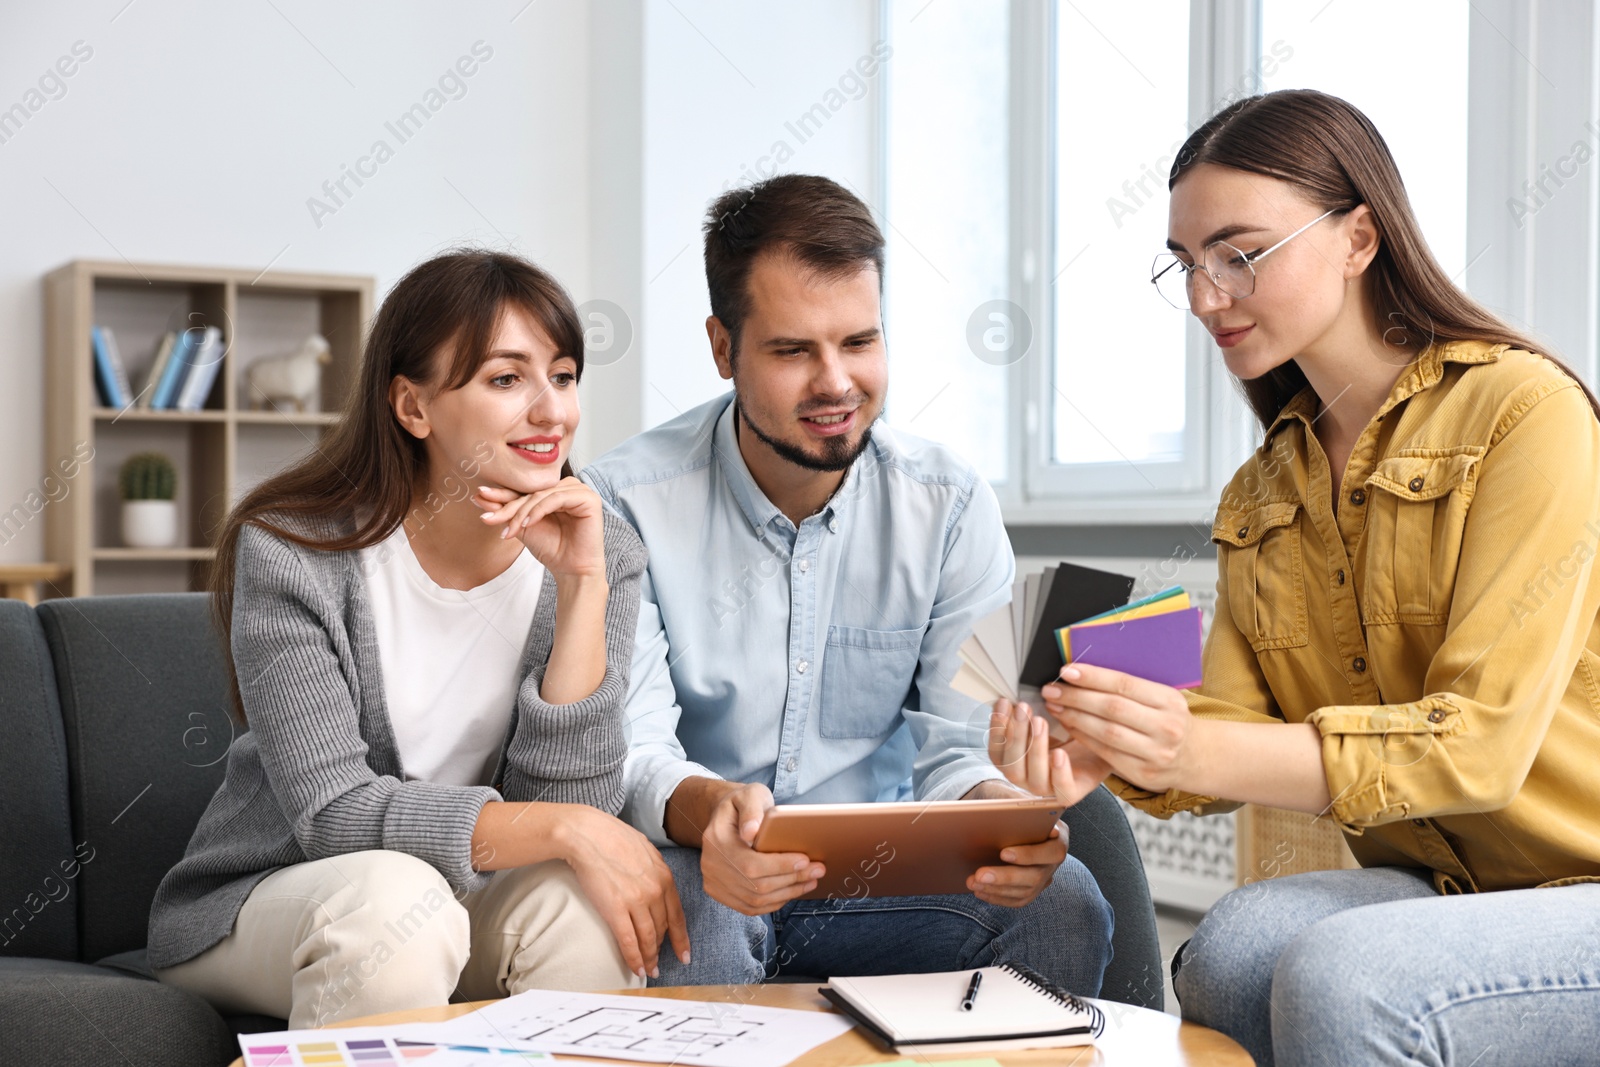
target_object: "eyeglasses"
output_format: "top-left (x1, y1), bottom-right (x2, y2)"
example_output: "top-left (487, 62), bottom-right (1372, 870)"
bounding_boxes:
top-left (1150, 208), bottom-right (1337, 311)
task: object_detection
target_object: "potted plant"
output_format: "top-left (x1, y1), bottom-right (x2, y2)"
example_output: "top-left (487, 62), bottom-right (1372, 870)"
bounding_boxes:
top-left (119, 452), bottom-right (179, 548)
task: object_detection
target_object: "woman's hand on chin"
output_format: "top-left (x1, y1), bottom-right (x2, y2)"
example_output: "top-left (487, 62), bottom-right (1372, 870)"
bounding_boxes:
top-left (473, 478), bottom-right (606, 579)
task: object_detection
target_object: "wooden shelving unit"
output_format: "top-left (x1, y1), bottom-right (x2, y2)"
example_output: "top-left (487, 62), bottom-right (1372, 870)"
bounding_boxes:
top-left (43, 260), bottom-right (374, 596)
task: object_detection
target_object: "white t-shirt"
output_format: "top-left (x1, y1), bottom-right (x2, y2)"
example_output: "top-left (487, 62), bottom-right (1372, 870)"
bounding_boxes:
top-left (361, 523), bottom-right (545, 787)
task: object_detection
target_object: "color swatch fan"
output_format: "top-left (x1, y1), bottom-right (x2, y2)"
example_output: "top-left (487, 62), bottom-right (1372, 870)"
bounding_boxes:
top-left (951, 564), bottom-right (1204, 718)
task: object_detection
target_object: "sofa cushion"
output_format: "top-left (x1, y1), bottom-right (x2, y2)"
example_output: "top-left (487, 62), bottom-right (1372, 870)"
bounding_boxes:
top-left (0, 599), bottom-right (78, 961)
top-left (37, 593), bottom-right (234, 963)
top-left (0, 957), bottom-right (237, 1066)
top-left (94, 949), bottom-right (288, 1034)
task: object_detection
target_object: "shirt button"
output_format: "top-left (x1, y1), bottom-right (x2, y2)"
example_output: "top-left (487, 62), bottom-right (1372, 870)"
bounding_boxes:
top-left (1353, 656), bottom-right (1367, 672)
top-left (798, 558), bottom-right (810, 572)
top-left (796, 659), bottom-right (809, 674)
top-left (1337, 569), bottom-right (1346, 586)
top-left (785, 757), bottom-right (797, 773)
top-left (1350, 489), bottom-right (1367, 506)
top-left (828, 518), bottom-right (839, 533)
top-left (1409, 477), bottom-right (1425, 492)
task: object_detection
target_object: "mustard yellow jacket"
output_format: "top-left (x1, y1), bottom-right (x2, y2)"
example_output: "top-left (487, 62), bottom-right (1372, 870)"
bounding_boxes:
top-left (1114, 341), bottom-right (1600, 893)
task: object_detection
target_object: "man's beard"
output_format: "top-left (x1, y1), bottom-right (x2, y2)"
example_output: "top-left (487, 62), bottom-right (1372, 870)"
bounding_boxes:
top-left (735, 395), bottom-right (876, 473)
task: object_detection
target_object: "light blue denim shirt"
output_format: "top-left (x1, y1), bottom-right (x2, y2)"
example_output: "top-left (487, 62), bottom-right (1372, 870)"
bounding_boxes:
top-left (581, 392), bottom-right (1015, 845)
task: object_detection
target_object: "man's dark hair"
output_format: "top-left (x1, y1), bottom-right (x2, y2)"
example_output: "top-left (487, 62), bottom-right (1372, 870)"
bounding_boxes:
top-left (703, 173), bottom-right (886, 359)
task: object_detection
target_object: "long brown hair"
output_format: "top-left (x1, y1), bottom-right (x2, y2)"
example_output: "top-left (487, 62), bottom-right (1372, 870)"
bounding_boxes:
top-left (1172, 89), bottom-right (1600, 428)
top-left (210, 248), bottom-right (586, 724)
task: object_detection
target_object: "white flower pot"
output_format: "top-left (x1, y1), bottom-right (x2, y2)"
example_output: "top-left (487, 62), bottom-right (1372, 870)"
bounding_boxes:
top-left (121, 499), bottom-right (179, 548)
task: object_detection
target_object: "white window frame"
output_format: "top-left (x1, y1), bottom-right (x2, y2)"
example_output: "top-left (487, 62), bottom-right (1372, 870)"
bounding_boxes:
top-left (887, 0), bottom-right (1600, 525)
top-left (999, 0), bottom-right (1260, 525)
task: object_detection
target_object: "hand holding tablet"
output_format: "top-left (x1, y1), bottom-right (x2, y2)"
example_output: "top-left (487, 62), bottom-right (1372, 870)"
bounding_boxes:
top-left (750, 797), bottom-right (1065, 900)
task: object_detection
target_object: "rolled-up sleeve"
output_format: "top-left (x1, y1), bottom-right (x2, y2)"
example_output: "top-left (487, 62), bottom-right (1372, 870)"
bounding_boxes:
top-left (582, 467), bottom-right (721, 845)
top-left (908, 475), bottom-right (1018, 802)
top-left (1308, 382), bottom-right (1600, 831)
top-left (617, 567), bottom-right (724, 845)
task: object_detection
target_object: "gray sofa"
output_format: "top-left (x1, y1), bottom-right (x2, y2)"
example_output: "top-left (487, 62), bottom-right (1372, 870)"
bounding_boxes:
top-left (0, 592), bottom-right (1163, 1066)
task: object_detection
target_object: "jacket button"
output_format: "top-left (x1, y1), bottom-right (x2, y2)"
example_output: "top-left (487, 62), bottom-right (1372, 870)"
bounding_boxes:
top-left (1350, 489), bottom-right (1367, 506)
top-left (1427, 708), bottom-right (1446, 723)
top-left (1237, 526), bottom-right (1249, 539)
top-left (1413, 818), bottom-right (1427, 827)
top-left (1337, 569), bottom-right (1346, 586)
top-left (1409, 477), bottom-right (1425, 492)
top-left (1353, 656), bottom-right (1367, 672)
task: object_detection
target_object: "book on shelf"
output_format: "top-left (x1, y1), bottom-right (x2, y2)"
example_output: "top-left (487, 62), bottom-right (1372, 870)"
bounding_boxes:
top-left (175, 326), bottom-right (224, 411)
top-left (151, 328), bottom-right (199, 409)
top-left (91, 326), bottom-right (132, 409)
top-left (136, 331), bottom-right (177, 409)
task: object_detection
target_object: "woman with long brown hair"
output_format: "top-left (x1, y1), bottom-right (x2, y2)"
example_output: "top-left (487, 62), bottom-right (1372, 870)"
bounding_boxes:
top-left (147, 249), bottom-right (687, 1027)
top-left (989, 90), bottom-right (1600, 1065)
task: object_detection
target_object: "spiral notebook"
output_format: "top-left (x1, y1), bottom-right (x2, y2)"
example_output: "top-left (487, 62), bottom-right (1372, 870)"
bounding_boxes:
top-left (820, 962), bottom-right (1105, 1054)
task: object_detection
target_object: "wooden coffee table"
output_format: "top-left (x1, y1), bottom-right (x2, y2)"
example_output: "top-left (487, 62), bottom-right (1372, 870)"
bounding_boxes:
top-left (227, 983), bottom-right (1252, 1065)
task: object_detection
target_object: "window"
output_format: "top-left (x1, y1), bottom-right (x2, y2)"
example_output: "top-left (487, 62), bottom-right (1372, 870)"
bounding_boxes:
top-left (1052, 2), bottom-right (1192, 471)
top-left (883, 0), bottom-right (1580, 518)
top-left (882, 0), bottom-right (1496, 522)
top-left (881, 0), bottom-right (1011, 485)
top-left (1259, 0), bottom-right (1470, 280)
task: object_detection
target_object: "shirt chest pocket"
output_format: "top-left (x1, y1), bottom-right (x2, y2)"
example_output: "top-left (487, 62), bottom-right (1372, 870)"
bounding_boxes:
top-left (1358, 449), bottom-right (1483, 626)
top-left (818, 624), bottom-right (924, 739)
top-left (1213, 500), bottom-right (1308, 652)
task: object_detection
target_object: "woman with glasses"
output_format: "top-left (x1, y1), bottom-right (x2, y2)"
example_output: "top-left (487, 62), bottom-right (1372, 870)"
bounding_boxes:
top-left (989, 89), bottom-right (1600, 1066)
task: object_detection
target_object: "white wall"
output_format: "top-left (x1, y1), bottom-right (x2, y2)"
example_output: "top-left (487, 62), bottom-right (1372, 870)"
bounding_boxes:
top-left (627, 0), bottom-right (882, 440)
top-left (0, 0), bottom-right (593, 563)
top-left (1, 0), bottom-right (889, 563)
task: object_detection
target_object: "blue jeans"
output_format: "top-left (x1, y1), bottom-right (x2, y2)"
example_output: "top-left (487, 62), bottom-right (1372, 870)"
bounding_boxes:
top-left (652, 845), bottom-right (1113, 995)
top-left (1174, 866), bottom-right (1600, 1067)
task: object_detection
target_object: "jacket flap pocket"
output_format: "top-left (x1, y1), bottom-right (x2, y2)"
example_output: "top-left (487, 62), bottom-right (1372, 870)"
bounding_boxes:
top-left (1367, 450), bottom-right (1484, 502)
top-left (1212, 500), bottom-right (1301, 548)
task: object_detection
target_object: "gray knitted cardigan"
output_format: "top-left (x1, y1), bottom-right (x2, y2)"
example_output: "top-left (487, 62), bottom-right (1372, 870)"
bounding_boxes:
top-left (146, 507), bottom-right (647, 970)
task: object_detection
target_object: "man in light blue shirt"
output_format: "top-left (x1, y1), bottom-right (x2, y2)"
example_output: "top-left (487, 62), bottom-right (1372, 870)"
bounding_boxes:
top-left (582, 174), bottom-right (1112, 992)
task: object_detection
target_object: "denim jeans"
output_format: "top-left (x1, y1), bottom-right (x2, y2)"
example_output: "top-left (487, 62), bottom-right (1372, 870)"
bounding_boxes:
top-left (652, 846), bottom-right (1114, 996)
top-left (1174, 866), bottom-right (1600, 1067)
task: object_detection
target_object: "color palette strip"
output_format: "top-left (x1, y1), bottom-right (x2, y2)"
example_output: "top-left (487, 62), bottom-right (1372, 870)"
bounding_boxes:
top-left (241, 1033), bottom-right (548, 1066)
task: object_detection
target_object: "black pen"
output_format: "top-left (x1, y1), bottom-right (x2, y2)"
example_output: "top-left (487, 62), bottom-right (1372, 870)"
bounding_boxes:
top-left (960, 969), bottom-right (983, 1011)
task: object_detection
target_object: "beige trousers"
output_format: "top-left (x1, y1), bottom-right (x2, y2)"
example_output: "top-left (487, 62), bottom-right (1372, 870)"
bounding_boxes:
top-left (155, 850), bottom-right (641, 1028)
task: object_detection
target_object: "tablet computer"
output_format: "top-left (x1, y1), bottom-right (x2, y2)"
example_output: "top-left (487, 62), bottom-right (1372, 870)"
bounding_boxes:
top-left (751, 796), bottom-right (1065, 901)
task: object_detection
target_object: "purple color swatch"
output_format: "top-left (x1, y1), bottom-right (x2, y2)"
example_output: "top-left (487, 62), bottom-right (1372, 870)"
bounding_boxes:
top-left (1066, 607), bottom-right (1204, 689)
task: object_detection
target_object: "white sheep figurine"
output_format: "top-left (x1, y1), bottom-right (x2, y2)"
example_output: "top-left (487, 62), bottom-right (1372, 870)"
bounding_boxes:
top-left (247, 334), bottom-right (330, 412)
